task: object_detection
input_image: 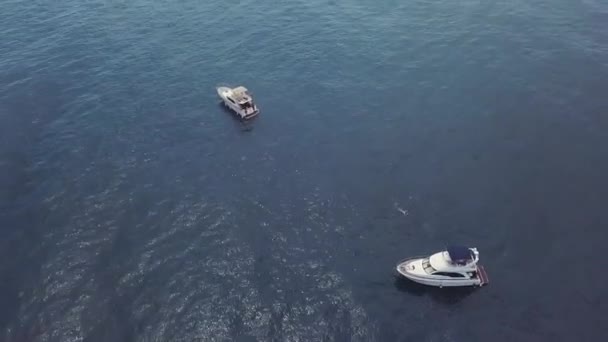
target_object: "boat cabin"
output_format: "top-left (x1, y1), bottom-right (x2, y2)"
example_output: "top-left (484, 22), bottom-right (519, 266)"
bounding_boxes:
top-left (426, 245), bottom-right (480, 277)
top-left (230, 86), bottom-right (254, 104)
top-left (224, 86), bottom-right (256, 111)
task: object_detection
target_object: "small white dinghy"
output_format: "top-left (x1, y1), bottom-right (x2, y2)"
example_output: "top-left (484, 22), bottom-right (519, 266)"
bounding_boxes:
top-left (217, 86), bottom-right (259, 119)
top-left (396, 246), bottom-right (489, 287)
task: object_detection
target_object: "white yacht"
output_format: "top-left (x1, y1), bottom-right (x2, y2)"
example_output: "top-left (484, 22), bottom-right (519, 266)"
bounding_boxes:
top-left (396, 246), bottom-right (489, 287)
top-left (217, 86), bottom-right (259, 119)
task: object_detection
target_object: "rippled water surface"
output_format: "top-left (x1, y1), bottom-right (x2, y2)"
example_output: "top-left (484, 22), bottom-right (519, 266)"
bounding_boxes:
top-left (1, 0), bottom-right (607, 341)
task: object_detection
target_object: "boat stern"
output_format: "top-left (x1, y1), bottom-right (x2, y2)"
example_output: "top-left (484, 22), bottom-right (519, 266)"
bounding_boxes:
top-left (477, 265), bottom-right (489, 286)
top-left (243, 110), bottom-right (259, 120)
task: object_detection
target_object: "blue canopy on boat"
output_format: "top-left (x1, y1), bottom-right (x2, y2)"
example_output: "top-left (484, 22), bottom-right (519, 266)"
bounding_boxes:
top-left (447, 245), bottom-right (473, 263)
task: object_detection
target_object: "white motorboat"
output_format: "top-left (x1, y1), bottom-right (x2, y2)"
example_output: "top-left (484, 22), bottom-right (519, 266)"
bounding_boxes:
top-left (217, 86), bottom-right (259, 119)
top-left (396, 246), bottom-right (489, 287)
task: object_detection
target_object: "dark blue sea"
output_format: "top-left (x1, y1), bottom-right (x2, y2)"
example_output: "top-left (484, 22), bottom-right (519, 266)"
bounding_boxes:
top-left (1, 0), bottom-right (607, 341)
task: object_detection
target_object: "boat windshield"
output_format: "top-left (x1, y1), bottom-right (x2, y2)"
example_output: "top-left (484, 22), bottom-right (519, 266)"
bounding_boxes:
top-left (422, 258), bottom-right (436, 274)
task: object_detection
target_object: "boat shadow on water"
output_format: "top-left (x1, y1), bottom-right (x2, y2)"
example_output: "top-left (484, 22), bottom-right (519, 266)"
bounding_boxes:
top-left (217, 102), bottom-right (255, 132)
top-left (392, 275), bottom-right (477, 305)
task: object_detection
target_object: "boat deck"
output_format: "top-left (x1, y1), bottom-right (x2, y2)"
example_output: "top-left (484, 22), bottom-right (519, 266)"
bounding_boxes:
top-left (477, 265), bottom-right (489, 286)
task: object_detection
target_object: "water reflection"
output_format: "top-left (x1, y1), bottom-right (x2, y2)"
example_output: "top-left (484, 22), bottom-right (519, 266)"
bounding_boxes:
top-left (216, 102), bottom-right (255, 132)
top-left (393, 275), bottom-right (477, 305)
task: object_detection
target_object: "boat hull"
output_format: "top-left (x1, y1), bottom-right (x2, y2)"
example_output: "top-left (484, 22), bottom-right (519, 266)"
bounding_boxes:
top-left (396, 259), bottom-right (484, 287)
top-left (217, 87), bottom-right (259, 120)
